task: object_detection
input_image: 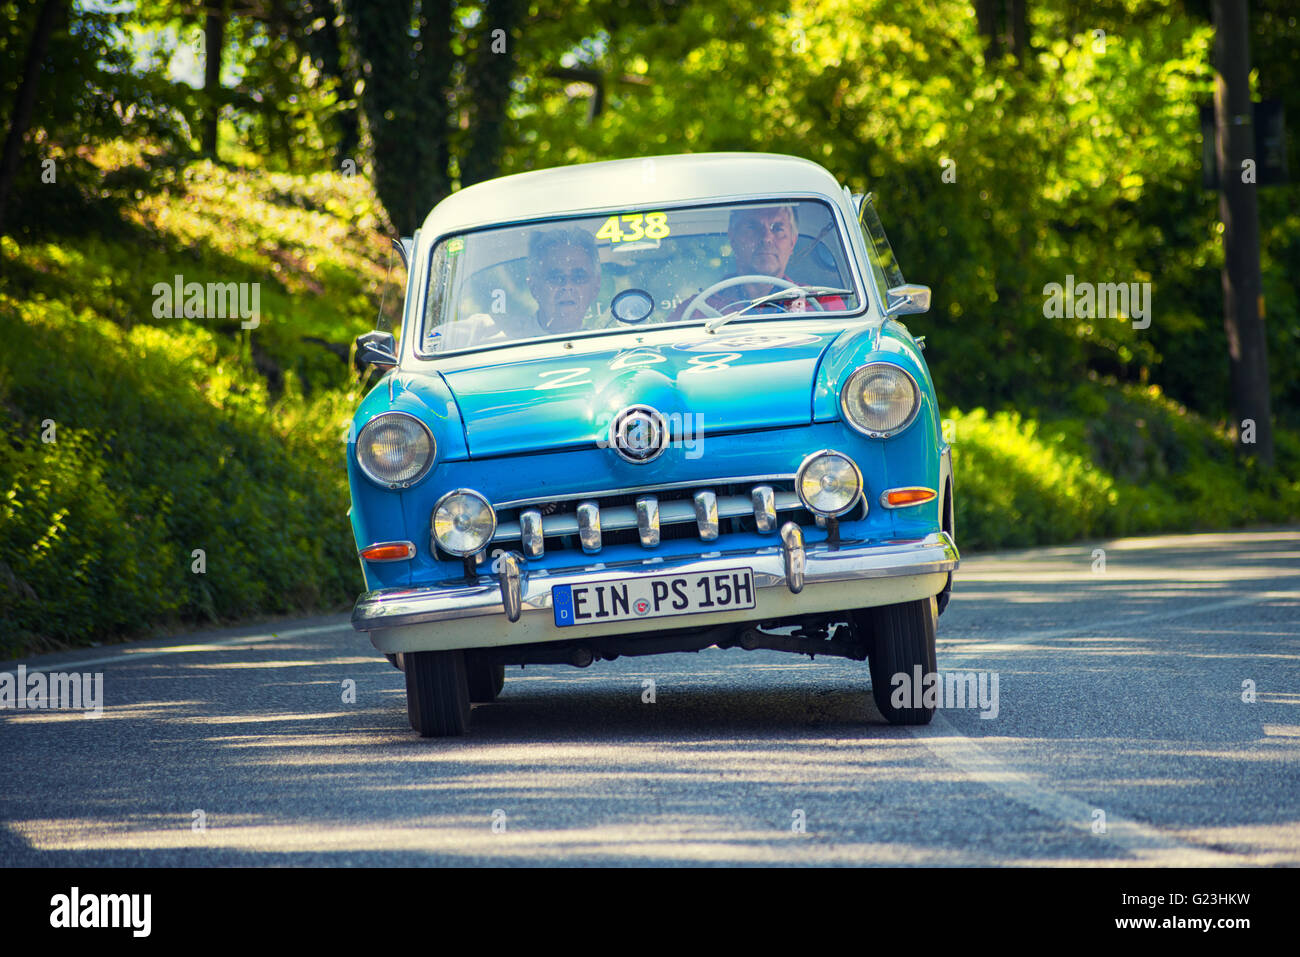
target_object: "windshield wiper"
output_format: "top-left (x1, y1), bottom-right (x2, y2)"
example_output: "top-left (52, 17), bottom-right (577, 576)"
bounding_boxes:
top-left (705, 286), bottom-right (854, 333)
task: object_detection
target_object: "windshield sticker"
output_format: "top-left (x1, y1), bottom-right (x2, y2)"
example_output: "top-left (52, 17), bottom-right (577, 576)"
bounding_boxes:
top-left (596, 212), bottom-right (670, 244)
top-left (446, 237), bottom-right (465, 256)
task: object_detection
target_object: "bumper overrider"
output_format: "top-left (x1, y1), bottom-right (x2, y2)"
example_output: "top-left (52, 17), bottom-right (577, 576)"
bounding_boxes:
top-left (352, 529), bottom-right (959, 653)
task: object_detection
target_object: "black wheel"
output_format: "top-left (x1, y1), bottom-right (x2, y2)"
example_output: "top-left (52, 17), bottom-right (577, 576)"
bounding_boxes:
top-left (404, 650), bottom-right (471, 737)
top-left (466, 655), bottom-right (505, 703)
top-left (864, 596), bottom-right (938, 725)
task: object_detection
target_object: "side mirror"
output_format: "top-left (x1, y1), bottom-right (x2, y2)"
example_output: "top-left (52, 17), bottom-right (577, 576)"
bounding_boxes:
top-left (883, 283), bottom-right (931, 317)
top-left (355, 330), bottom-right (398, 374)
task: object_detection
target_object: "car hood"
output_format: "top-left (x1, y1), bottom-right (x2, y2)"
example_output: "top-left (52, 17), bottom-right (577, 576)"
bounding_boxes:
top-left (436, 328), bottom-right (842, 457)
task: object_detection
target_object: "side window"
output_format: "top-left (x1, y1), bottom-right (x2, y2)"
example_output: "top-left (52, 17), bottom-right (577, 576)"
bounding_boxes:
top-left (859, 197), bottom-right (905, 291)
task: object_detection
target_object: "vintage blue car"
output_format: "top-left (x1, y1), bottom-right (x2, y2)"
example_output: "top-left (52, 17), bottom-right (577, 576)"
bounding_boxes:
top-left (347, 152), bottom-right (958, 736)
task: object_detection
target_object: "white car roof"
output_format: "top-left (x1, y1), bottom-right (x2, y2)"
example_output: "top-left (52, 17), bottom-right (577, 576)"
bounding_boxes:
top-left (419, 152), bottom-right (850, 237)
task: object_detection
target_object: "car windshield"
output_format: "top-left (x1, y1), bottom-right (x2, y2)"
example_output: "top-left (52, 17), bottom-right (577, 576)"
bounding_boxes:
top-left (420, 198), bottom-right (862, 354)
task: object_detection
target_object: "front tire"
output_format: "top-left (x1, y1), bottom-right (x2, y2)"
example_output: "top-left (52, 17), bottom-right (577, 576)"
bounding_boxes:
top-left (405, 650), bottom-right (471, 737)
top-left (466, 655), bottom-right (505, 703)
top-left (864, 596), bottom-right (939, 725)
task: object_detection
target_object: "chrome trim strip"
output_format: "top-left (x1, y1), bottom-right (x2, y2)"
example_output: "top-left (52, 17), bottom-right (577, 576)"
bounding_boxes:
top-left (779, 522), bottom-right (805, 594)
top-left (636, 496), bottom-right (660, 547)
top-left (519, 509), bottom-right (544, 557)
top-left (752, 485), bottom-right (777, 533)
top-left (576, 501), bottom-right (601, 553)
top-left (494, 474), bottom-right (796, 510)
top-left (351, 532), bottom-right (960, 631)
top-left (694, 490), bottom-right (719, 541)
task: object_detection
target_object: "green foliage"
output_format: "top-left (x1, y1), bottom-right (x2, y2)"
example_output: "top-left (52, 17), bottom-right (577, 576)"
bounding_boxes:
top-left (0, 423), bottom-right (179, 653)
top-left (948, 389), bottom-right (1300, 552)
top-left (948, 407), bottom-right (1121, 550)
top-left (0, 143), bottom-right (397, 656)
top-left (0, 279), bottom-right (364, 656)
top-left (4, 141), bottom-right (394, 391)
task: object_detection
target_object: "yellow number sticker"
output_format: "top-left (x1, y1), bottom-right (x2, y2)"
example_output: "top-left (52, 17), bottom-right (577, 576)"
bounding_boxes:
top-left (644, 212), bottom-right (669, 239)
top-left (596, 212), bottom-right (670, 242)
top-left (595, 216), bottom-right (624, 243)
top-left (620, 213), bottom-right (645, 242)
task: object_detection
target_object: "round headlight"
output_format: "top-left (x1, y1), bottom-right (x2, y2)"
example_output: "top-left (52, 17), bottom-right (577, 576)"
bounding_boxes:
top-left (356, 413), bottom-right (436, 487)
top-left (840, 363), bottom-right (921, 437)
top-left (796, 450), bottom-right (864, 517)
top-left (432, 489), bottom-right (497, 557)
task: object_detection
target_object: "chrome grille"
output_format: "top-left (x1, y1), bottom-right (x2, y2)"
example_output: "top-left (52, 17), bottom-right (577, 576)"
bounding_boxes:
top-left (489, 479), bottom-right (858, 557)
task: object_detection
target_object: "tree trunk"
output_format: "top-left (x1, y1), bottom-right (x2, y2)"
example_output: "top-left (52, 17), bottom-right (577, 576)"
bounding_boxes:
top-left (0, 0), bottom-right (65, 236)
top-left (344, 0), bottom-right (454, 233)
top-left (460, 0), bottom-right (520, 187)
top-left (1213, 0), bottom-right (1273, 466)
top-left (975, 0), bottom-right (1029, 66)
top-left (323, 3), bottom-right (361, 170)
top-left (974, 0), bottom-right (999, 63)
top-left (1009, 0), bottom-right (1027, 63)
top-left (202, 0), bottom-right (228, 158)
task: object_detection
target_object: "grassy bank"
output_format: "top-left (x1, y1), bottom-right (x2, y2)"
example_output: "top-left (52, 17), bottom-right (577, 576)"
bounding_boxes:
top-left (1, 142), bottom-right (395, 657)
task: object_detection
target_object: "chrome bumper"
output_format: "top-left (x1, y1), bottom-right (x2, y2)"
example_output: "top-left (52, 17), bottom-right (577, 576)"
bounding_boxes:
top-left (351, 529), bottom-right (958, 633)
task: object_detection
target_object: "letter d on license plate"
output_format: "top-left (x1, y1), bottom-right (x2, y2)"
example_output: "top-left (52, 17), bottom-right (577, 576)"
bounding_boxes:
top-left (553, 568), bottom-right (755, 627)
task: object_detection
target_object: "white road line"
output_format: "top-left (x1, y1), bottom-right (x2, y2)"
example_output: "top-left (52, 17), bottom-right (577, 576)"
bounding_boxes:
top-left (909, 712), bottom-right (1244, 865)
top-left (10, 622), bottom-right (354, 675)
top-left (908, 587), bottom-right (1293, 864)
top-left (945, 589), bottom-right (1300, 654)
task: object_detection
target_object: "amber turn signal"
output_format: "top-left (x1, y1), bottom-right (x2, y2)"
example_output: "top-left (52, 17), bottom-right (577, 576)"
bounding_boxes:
top-left (880, 487), bottom-right (937, 508)
top-left (359, 541), bottom-right (416, 562)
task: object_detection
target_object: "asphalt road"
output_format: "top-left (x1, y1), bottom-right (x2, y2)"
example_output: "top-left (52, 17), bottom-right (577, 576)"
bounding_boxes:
top-left (2, 529), bottom-right (1297, 866)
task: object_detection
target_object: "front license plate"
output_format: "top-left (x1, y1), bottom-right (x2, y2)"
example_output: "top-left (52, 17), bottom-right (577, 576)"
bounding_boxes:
top-left (552, 568), bottom-right (756, 628)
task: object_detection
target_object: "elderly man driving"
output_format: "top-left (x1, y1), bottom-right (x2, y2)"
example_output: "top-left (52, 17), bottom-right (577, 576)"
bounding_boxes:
top-left (671, 204), bottom-right (845, 320)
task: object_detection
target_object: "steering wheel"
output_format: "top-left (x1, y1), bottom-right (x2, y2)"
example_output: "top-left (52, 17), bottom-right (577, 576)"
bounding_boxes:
top-left (680, 274), bottom-right (826, 321)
